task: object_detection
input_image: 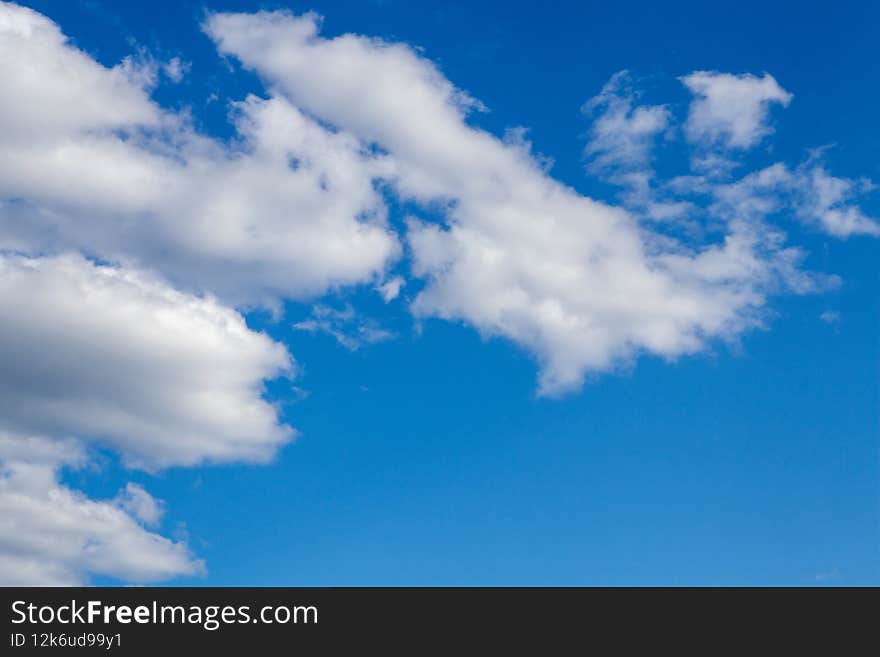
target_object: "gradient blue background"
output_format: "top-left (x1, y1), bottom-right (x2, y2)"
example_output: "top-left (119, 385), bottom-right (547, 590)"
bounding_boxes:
top-left (28, 0), bottom-right (880, 585)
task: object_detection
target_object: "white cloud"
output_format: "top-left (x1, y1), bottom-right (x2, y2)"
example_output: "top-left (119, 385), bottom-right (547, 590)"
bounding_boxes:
top-left (205, 10), bottom-right (828, 394)
top-left (582, 71), bottom-right (692, 221)
top-left (162, 57), bottom-right (189, 83)
top-left (294, 304), bottom-right (394, 351)
top-left (0, 466), bottom-right (200, 586)
top-left (709, 159), bottom-right (880, 238)
top-left (377, 276), bottom-right (405, 302)
top-left (0, 1), bottom-right (380, 586)
top-left (0, 433), bottom-right (201, 586)
top-left (681, 71), bottom-right (792, 149)
top-left (0, 432), bottom-right (86, 468)
top-left (583, 71), bottom-right (671, 175)
top-left (0, 253), bottom-right (294, 469)
top-left (116, 483), bottom-right (165, 527)
top-left (0, 249), bottom-right (288, 582)
top-left (791, 163), bottom-right (880, 237)
top-left (0, 4), bottom-right (161, 140)
top-left (203, 10), bottom-right (503, 202)
top-left (585, 74), bottom-right (878, 241)
top-left (0, 2), bottom-right (399, 306)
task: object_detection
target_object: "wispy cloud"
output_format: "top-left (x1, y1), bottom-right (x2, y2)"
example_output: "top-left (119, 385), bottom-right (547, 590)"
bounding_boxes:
top-left (294, 304), bottom-right (395, 351)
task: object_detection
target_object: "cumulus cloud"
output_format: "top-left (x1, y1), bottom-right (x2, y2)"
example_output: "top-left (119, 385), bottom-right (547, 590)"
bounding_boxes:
top-left (681, 71), bottom-right (793, 150)
top-left (0, 433), bottom-right (201, 586)
top-left (0, 2), bottom-right (399, 305)
top-left (0, 4), bottom-right (161, 139)
top-left (0, 250), bottom-right (290, 583)
top-left (0, 253), bottom-right (294, 469)
top-left (205, 10), bottom-right (831, 394)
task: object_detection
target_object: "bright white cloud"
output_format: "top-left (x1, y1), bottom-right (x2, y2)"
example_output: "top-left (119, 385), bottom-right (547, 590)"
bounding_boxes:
top-left (584, 72), bottom-right (878, 240)
top-left (0, 249), bottom-right (287, 582)
top-left (0, 1), bottom-right (362, 586)
top-left (205, 10), bottom-right (828, 395)
top-left (0, 433), bottom-right (201, 586)
top-left (791, 163), bottom-right (880, 237)
top-left (0, 253), bottom-right (294, 469)
top-left (204, 10), bottom-right (505, 202)
top-left (583, 71), bottom-right (671, 174)
top-left (0, 3), bottom-right (161, 140)
top-left (681, 71), bottom-right (792, 150)
top-left (0, 2), bottom-right (399, 305)
top-left (582, 71), bottom-right (694, 221)
top-left (709, 160), bottom-right (880, 238)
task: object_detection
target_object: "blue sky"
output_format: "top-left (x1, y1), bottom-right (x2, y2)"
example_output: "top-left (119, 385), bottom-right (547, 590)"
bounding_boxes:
top-left (0, 0), bottom-right (877, 585)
